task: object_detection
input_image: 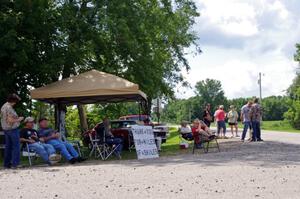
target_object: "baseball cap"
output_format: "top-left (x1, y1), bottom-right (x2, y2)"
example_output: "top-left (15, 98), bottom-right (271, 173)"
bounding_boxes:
top-left (24, 117), bottom-right (35, 124)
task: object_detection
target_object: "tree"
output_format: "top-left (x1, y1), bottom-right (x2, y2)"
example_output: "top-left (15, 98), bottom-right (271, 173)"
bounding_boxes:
top-left (1, 0), bottom-right (200, 123)
top-left (0, 0), bottom-right (62, 114)
top-left (195, 79), bottom-right (228, 111)
top-left (262, 96), bottom-right (289, 121)
top-left (284, 88), bottom-right (300, 129)
top-left (284, 43), bottom-right (300, 129)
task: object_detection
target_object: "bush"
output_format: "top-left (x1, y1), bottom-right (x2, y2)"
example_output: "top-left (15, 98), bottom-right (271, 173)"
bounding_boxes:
top-left (284, 100), bottom-right (300, 129)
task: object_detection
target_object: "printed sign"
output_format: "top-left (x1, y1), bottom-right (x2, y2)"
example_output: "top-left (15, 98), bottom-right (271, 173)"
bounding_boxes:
top-left (131, 125), bottom-right (159, 160)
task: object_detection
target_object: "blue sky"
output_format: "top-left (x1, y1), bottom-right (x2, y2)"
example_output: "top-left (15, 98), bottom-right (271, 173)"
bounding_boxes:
top-left (176, 0), bottom-right (300, 99)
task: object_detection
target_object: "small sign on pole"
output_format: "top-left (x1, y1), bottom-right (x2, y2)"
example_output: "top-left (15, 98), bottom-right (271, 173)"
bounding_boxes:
top-left (131, 125), bottom-right (159, 160)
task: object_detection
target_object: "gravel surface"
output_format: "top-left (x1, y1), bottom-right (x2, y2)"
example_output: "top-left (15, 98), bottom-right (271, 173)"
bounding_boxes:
top-left (1, 130), bottom-right (300, 199)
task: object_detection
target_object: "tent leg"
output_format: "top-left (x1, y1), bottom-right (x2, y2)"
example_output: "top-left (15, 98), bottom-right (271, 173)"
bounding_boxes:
top-left (58, 104), bottom-right (67, 139)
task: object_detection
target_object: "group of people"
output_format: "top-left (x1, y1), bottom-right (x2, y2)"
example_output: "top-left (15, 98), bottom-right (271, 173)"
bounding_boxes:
top-left (203, 99), bottom-right (263, 142)
top-left (1, 94), bottom-right (86, 169)
top-left (180, 97), bottom-right (263, 146)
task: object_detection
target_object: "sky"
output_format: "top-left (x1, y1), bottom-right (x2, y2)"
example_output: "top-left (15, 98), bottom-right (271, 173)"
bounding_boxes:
top-left (176, 0), bottom-right (300, 99)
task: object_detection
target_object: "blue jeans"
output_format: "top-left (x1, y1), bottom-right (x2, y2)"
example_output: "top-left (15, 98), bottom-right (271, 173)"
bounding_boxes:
top-left (28, 142), bottom-right (56, 163)
top-left (106, 137), bottom-right (123, 156)
top-left (46, 139), bottom-right (79, 161)
top-left (251, 121), bottom-right (260, 141)
top-left (182, 133), bottom-right (193, 141)
top-left (217, 121), bottom-right (226, 136)
top-left (242, 121), bottom-right (251, 140)
top-left (4, 129), bottom-right (20, 168)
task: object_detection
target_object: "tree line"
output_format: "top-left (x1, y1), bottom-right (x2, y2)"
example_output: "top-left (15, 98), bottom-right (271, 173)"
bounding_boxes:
top-left (162, 42), bottom-right (300, 129)
top-left (160, 78), bottom-right (290, 124)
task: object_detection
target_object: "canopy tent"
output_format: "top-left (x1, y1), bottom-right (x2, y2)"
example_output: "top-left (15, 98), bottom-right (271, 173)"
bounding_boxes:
top-left (30, 70), bottom-right (148, 136)
top-left (30, 69), bottom-right (147, 105)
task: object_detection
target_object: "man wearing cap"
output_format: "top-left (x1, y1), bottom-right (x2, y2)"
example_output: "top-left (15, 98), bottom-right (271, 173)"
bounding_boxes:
top-left (20, 117), bottom-right (61, 165)
top-left (38, 118), bottom-right (85, 164)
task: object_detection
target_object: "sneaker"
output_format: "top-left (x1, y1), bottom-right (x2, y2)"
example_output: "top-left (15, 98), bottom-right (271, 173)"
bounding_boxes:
top-left (236, 135), bottom-right (240, 137)
top-left (249, 139), bottom-right (256, 142)
top-left (69, 158), bottom-right (77, 164)
top-left (257, 139), bottom-right (264, 142)
top-left (115, 153), bottom-right (122, 160)
top-left (76, 157), bottom-right (87, 163)
top-left (49, 154), bottom-right (62, 162)
top-left (11, 165), bottom-right (25, 169)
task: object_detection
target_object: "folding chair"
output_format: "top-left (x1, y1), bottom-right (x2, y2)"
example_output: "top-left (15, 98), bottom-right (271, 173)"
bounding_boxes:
top-left (89, 129), bottom-right (121, 160)
top-left (192, 133), bottom-right (220, 154)
top-left (22, 143), bottom-right (39, 166)
top-left (88, 131), bottom-right (104, 159)
top-left (128, 131), bottom-right (135, 152)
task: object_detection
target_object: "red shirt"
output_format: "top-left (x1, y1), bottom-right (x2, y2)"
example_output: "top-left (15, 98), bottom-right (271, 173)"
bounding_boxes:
top-left (191, 125), bottom-right (206, 144)
top-left (214, 109), bottom-right (226, 121)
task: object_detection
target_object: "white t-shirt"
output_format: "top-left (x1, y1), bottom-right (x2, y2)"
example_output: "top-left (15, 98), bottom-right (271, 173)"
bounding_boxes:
top-left (180, 126), bottom-right (191, 134)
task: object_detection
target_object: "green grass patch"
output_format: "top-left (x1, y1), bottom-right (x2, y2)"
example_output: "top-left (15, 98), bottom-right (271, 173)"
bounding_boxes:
top-left (260, 120), bottom-right (300, 133)
top-left (207, 120), bottom-right (300, 133)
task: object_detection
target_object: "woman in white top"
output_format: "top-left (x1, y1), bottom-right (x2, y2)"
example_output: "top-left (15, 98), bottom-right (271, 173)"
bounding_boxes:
top-left (227, 105), bottom-right (239, 137)
top-left (179, 121), bottom-right (193, 140)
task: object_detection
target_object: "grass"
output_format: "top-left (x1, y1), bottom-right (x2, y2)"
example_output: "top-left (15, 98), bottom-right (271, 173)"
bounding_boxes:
top-left (261, 121), bottom-right (300, 133)
top-left (209, 120), bottom-right (300, 133)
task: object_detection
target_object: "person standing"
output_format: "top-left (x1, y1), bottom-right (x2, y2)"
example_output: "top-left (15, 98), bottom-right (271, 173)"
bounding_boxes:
top-left (250, 98), bottom-right (263, 142)
top-left (1, 94), bottom-right (24, 169)
top-left (202, 103), bottom-right (213, 127)
top-left (240, 101), bottom-right (253, 142)
top-left (227, 105), bottom-right (239, 137)
top-left (214, 105), bottom-right (227, 138)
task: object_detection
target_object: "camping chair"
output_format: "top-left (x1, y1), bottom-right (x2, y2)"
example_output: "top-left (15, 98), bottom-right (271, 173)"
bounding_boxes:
top-left (128, 130), bottom-right (135, 152)
top-left (90, 126), bottom-right (121, 160)
top-left (88, 131), bottom-right (104, 159)
top-left (22, 143), bottom-right (39, 166)
top-left (192, 132), bottom-right (220, 154)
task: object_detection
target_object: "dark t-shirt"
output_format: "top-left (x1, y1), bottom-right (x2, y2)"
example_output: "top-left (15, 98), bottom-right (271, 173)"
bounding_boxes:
top-left (20, 128), bottom-right (39, 148)
top-left (202, 109), bottom-right (212, 124)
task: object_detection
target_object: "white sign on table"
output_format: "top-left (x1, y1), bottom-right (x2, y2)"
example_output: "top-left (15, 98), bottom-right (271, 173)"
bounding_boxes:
top-left (131, 125), bottom-right (159, 160)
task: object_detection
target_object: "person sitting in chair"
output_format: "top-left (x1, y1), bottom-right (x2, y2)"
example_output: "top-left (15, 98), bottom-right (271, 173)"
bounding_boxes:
top-left (191, 119), bottom-right (215, 148)
top-left (20, 117), bottom-right (61, 165)
top-left (94, 118), bottom-right (123, 159)
top-left (179, 121), bottom-right (193, 140)
top-left (38, 118), bottom-right (86, 164)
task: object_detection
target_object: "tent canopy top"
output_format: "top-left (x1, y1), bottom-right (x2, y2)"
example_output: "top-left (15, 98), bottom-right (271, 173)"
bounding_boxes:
top-left (30, 70), bottom-right (147, 105)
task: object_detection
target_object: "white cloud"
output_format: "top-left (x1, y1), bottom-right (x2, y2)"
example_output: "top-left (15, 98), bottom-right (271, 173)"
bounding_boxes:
top-left (176, 0), bottom-right (300, 99)
top-left (199, 0), bottom-right (258, 37)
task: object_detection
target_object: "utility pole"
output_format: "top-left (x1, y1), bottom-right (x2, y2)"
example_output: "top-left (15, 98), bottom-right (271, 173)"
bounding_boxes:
top-left (258, 72), bottom-right (262, 103)
top-left (258, 72), bottom-right (263, 123)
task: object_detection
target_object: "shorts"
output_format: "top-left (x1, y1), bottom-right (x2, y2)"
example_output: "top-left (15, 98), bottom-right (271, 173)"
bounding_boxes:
top-left (229, 122), bottom-right (237, 126)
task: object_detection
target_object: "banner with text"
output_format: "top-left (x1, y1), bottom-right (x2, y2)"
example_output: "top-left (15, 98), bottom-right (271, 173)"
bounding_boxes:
top-left (131, 125), bottom-right (159, 160)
